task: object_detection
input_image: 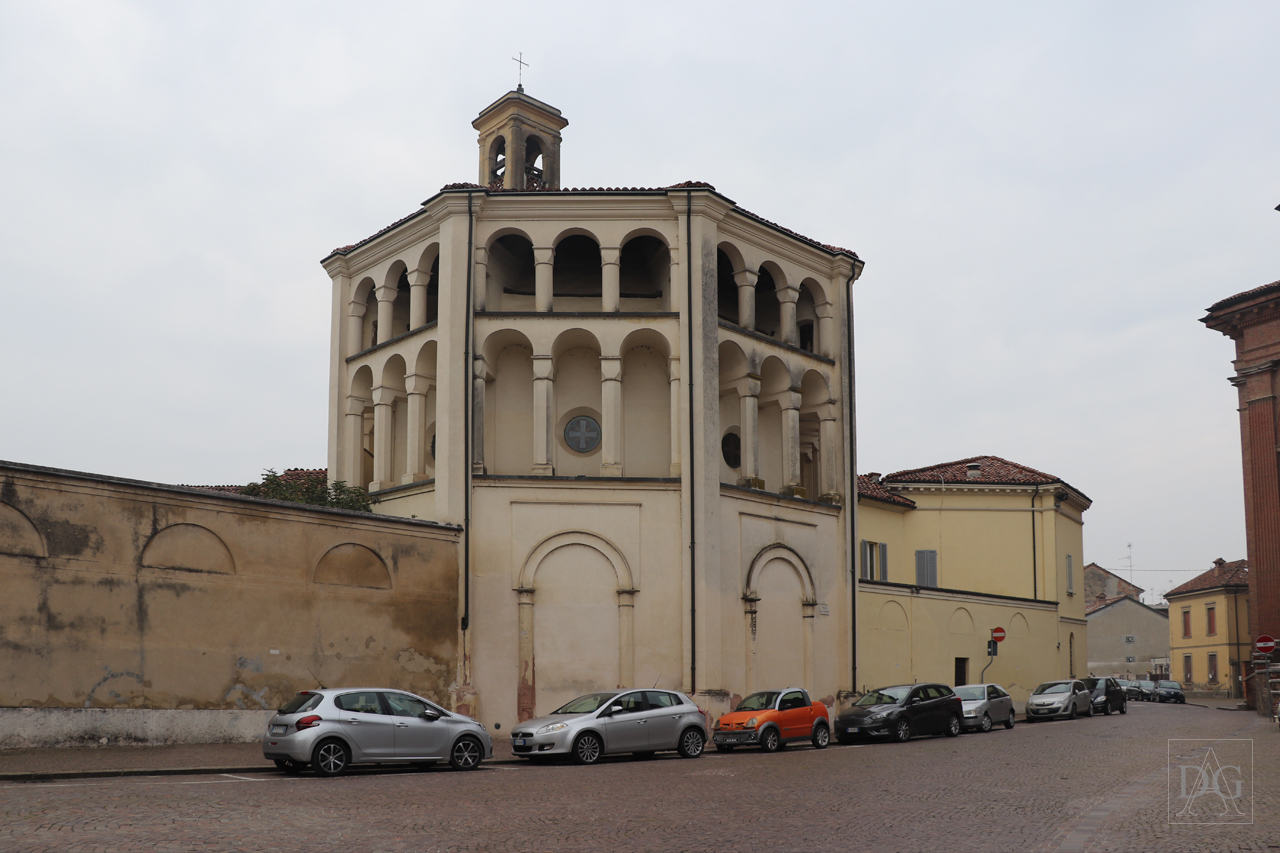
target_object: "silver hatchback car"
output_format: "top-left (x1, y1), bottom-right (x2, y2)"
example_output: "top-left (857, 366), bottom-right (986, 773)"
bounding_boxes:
top-left (953, 683), bottom-right (1016, 732)
top-left (262, 688), bottom-right (493, 776)
top-left (511, 689), bottom-right (708, 764)
top-left (1025, 680), bottom-right (1093, 721)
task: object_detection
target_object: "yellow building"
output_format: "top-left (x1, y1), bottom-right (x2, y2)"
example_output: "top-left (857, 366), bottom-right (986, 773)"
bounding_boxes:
top-left (1165, 559), bottom-right (1250, 698)
top-left (856, 456), bottom-right (1091, 703)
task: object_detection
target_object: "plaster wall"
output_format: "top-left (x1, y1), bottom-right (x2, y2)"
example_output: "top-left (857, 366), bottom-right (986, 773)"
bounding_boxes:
top-left (1086, 598), bottom-right (1169, 678)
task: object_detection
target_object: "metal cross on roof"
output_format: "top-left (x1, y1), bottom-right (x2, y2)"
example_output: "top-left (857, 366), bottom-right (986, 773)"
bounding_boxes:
top-left (512, 52), bottom-right (529, 92)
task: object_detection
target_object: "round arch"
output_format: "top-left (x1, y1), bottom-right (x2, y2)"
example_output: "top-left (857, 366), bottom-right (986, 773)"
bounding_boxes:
top-left (744, 544), bottom-right (816, 602)
top-left (518, 531), bottom-right (634, 591)
top-left (619, 226), bottom-right (670, 248)
top-left (484, 227), bottom-right (535, 251)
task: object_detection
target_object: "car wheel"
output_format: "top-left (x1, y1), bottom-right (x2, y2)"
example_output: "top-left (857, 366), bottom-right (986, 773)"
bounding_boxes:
top-left (450, 736), bottom-right (483, 771)
top-left (979, 713), bottom-right (992, 733)
top-left (678, 728), bottom-right (705, 759)
top-left (573, 732), bottom-right (604, 765)
top-left (273, 758), bottom-right (305, 775)
top-left (760, 727), bottom-right (781, 753)
top-left (1103, 700), bottom-right (1112, 716)
top-left (311, 739), bottom-right (350, 777)
top-left (893, 718), bottom-right (912, 743)
top-left (1119, 700), bottom-right (1127, 715)
top-left (1004, 710), bottom-right (1016, 729)
top-left (945, 715), bottom-right (961, 737)
top-left (1068, 704), bottom-right (1077, 720)
top-left (714, 744), bottom-right (734, 752)
top-left (812, 723), bottom-right (830, 749)
top-left (1086, 701), bottom-right (1094, 717)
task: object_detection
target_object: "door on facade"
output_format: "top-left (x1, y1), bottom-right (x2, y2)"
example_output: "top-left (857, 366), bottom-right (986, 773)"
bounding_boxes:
top-left (601, 691), bottom-right (650, 753)
top-left (334, 691), bottom-right (396, 759)
top-left (955, 658), bottom-right (968, 687)
top-left (383, 692), bottom-right (450, 759)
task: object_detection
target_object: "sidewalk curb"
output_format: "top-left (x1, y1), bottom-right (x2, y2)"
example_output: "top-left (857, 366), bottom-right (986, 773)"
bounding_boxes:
top-left (1, 756), bottom-right (529, 783)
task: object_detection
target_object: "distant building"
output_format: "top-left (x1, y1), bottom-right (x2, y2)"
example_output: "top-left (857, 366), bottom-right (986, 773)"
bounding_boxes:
top-left (1165, 559), bottom-right (1250, 699)
top-left (1083, 562), bottom-right (1142, 603)
top-left (1086, 594), bottom-right (1168, 680)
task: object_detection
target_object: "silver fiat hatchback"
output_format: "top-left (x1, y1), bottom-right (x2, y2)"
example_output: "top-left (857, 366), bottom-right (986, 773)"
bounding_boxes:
top-left (262, 688), bottom-right (492, 776)
top-left (510, 689), bottom-right (707, 764)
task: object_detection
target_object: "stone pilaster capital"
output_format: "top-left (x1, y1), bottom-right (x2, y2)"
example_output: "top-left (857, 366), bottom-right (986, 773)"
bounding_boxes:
top-left (599, 247), bottom-right (621, 266)
top-left (600, 356), bottom-right (622, 381)
top-left (533, 247), bottom-right (555, 265)
top-left (406, 372), bottom-right (435, 395)
top-left (474, 245), bottom-right (489, 264)
top-left (667, 357), bottom-right (680, 381)
top-left (776, 285), bottom-right (801, 304)
top-left (473, 356), bottom-right (493, 382)
top-left (616, 588), bottom-right (638, 606)
top-left (779, 389), bottom-right (802, 410)
top-left (817, 402), bottom-right (838, 420)
top-left (344, 396), bottom-right (370, 416)
top-left (375, 284), bottom-right (399, 302)
top-left (814, 301), bottom-right (836, 319)
top-left (733, 269), bottom-right (758, 288)
top-left (372, 385), bottom-right (400, 406)
top-left (408, 267), bottom-right (433, 287)
top-left (347, 299), bottom-right (368, 317)
top-left (532, 355), bottom-right (555, 380)
top-left (515, 587), bottom-right (535, 605)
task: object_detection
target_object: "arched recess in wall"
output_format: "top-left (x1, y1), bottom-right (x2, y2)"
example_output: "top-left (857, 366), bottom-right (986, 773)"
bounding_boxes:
top-left (948, 607), bottom-right (974, 635)
top-left (313, 543), bottom-right (392, 589)
top-left (0, 502), bottom-right (46, 557)
top-left (515, 531), bottom-right (636, 721)
top-left (140, 523), bottom-right (235, 574)
top-left (1009, 612), bottom-right (1030, 638)
top-left (878, 600), bottom-right (909, 631)
top-left (743, 544), bottom-right (816, 694)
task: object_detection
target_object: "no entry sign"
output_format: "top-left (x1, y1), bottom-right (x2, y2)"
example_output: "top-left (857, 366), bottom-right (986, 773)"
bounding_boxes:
top-left (991, 627), bottom-right (1006, 643)
top-left (1257, 635), bottom-right (1276, 654)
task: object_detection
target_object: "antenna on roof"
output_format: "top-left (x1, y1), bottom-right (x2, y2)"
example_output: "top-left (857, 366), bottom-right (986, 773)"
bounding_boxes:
top-left (1121, 543), bottom-right (1136, 599)
top-left (512, 52), bottom-right (529, 93)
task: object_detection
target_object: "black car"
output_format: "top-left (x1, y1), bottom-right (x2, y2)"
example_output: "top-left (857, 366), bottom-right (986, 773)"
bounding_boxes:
top-left (834, 683), bottom-right (963, 744)
top-left (1119, 679), bottom-right (1142, 701)
top-left (1136, 680), bottom-right (1157, 701)
top-left (1082, 677), bottom-right (1127, 715)
top-left (1155, 680), bottom-right (1186, 703)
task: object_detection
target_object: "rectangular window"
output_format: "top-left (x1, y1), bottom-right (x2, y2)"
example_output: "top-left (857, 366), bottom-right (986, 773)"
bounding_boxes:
top-left (1066, 554), bottom-right (1074, 595)
top-left (1125, 656), bottom-right (1136, 663)
top-left (954, 658), bottom-right (968, 686)
top-left (915, 550), bottom-right (938, 588)
top-left (1208, 653), bottom-right (1218, 683)
top-left (1124, 635), bottom-right (1135, 644)
top-left (1182, 610), bottom-right (1192, 639)
top-left (1206, 605), bottom-right (1217, 636)
top-left (860, 540), bottom-right (885, 580)
top-left (1183, 654), bottom-right (1193, 683)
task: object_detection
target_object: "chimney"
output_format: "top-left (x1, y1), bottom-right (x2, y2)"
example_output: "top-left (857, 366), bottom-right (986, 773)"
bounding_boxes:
top-left (866, 473), bottom-right (881, 484)
top-left (1213, 558), bottom-right (1225, 569)
top-left (966, 462), bottom-right (981, 479)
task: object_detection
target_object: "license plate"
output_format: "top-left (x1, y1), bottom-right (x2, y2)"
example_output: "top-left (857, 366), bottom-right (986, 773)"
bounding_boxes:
top-left (513, 738), bottom-right (526, 746)
top-left (846, 727), bottom-right (859, 733)
top-left (270, 726), bottom-right (287, 735)
top-left (724, 737), bottom-right (739, 743)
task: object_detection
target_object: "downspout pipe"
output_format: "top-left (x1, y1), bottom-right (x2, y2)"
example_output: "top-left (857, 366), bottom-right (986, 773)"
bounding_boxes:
top-left (686, 190), bottom-right (697, 696)
top-left (462, 192), bottom-right (475, 633)
top-left (1030, 485), bottom-right (1039, 600)
top-left (844, 263), bottom-right (859, 692)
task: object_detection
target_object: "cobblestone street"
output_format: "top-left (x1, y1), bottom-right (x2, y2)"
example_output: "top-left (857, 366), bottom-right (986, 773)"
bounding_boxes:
top-left (2, 702), bottom-right (1275, 853)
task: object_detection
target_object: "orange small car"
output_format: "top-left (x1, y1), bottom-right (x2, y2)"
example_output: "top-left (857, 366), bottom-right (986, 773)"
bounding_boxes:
top-left (712, 687), bottom-right (830, 752)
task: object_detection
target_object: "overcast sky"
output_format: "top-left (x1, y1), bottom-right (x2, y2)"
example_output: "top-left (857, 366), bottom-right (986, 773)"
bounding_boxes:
top-left (2, 2), bottom-right (1276, 601)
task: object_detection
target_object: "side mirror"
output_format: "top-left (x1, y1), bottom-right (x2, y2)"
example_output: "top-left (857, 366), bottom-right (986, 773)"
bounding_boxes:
top-left (908, 697), bottom-right (921, 705)
top-left (420, 710), bottom-right (441, 721)
top-left (609, 704), bottom-right (625, 715)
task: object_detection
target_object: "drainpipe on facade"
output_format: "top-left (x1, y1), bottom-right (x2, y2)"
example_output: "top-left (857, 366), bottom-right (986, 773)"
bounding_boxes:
top-left (1031, 485), bottom-right (1039, 600)
top-left (686, 190), bottom-right (697, 695)
top-left (462, 192), bottom-right (475, 636)
top-left (844, 267), bottom-right (858, 693)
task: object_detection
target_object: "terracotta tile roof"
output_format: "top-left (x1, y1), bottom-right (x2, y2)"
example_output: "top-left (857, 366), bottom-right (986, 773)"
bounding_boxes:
top-left (324, 181), bottom-right (857, 261)
top-left (1165, 559), bottom-right (1249, 598)
top-left (883, 454), bottom-right (1089, 495)
top-left (1086, 594), bottom-right (1131, 615)
top-left (857, 474), bottom-right (916, 508)
top-left (1204, 280), bottom-right (1280, 315)
top-left (181, 468), bottom-right (328, 495)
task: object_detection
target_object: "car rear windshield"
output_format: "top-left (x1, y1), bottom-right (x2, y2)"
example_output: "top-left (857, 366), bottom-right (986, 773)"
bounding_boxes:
top-left (1158, 681), bottom-right (1181, 689)
top-left (1140, 681), bottom-right (1155, 688)
top-left (552, 693), bottom-right (618, 714)
top-left (1033, 683), bottom-right (1070, 695)
top-left (1082, 678), bottom-right (1101, 689)
top-left (856, 686), bottom-right (910, 706)
top-left (279, 693), bottom-right (323, 715)
top-left (735, 692), bottom-right (780, 712)
top-left (953, 686), bottom-right (986, 701)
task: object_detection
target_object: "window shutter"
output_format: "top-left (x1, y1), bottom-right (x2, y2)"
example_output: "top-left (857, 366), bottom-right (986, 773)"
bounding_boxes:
top-left (1066, 555), bottom-right (1074, 594)
top-left (915, 550), bottom-right (937, 587)
top-left (860, 540), bottom-right (871, 580)
top-left (878, 542), bottom-right (889, 582)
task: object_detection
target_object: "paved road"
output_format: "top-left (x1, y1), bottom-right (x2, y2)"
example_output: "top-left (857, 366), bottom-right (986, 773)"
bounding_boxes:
top-left (1, 702), bottom-right (1274, 852)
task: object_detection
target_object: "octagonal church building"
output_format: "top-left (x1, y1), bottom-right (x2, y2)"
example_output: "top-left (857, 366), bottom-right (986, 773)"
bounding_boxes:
top-left (321, 90), bottom-right (861, 722)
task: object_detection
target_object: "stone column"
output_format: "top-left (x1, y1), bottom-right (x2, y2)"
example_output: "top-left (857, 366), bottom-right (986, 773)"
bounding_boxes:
top-left (778, 285), bottom-right (800, 347)
top-left (534, 247), bottom-right (555, 312)
top-left (343, 396), bottom-right (368, 486)
top-left (802, 600), bottom-right (816, 689)
top-left (370, 385), bottom-right (397, 492)
top-left (532, 355), bottom-right (555, 475)
top-left (778, 390), bottom-right (805, 498)
top-left (600, 246), bottom-right (621, 312)
top-left (814, 300), bottom-right (835, 359)
top-left (818, 403), bottom-right (842, 504)
top-left (472, 357), bottom-right (489, 475)
top-left (346, 300), bottom-right (368, 356)
top-left (375, 284), bottom-right (398, 345)
top-left (734, 269), bottom-right (757, 330)
top-left (668, 358), bottom-right (682, 477)
top-left (408, 267), bottom-right (431, 329)
top-left (743, 593), bottom-right (760, 695)
top-left (473, 246), bottom-right (489, 312)
top-left (600, 356), bottom-right (623, 476)
top-left (738, 375), bottom-right (763, 489)
top-left (504, 121), bottom-right (524, 190)
top-left (403, 373), bottom-right (432, 483)
top-left (617, 589), bottom-right (636, 688)
top-left (516, 587), bottom-right (536, 721)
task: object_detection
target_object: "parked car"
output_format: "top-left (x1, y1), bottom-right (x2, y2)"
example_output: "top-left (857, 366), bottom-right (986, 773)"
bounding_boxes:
top-left (953, 683), bottom-right (1016, 732)
top-left (833, 683), bottom-right (963, 743)
top-left (1024, 680), bottom-right (1093, 721)
top-left (1156, 680), bottom-right (1186, 703)
top-left (712, 688), bottom-right (830, 752)
top-left (510, 689), bottom-right (707, 765)
top-left (1082, 677), bottom-right (1127, 715)
top-left (262, 688), bottom-right (492, 777)
top-left (1136, 680), bottom-right (1157, 701)
top-left (1118, 679), bottom-right (1142, 700)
